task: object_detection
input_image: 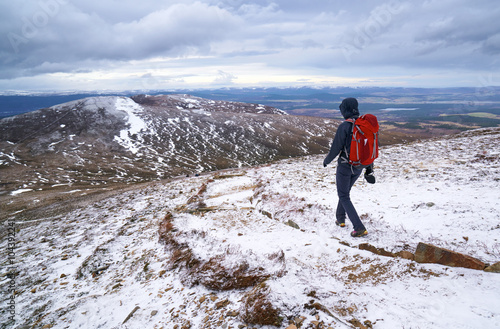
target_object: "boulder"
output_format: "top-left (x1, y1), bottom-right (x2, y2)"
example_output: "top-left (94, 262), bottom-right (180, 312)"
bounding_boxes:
top-left (484, 261), bottom-right (500, 273)
top-left (414, 242), bottom-right (485, 270)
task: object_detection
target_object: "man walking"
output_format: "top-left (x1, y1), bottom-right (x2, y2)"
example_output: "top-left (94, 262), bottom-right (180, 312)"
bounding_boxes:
top-left (323, 97), bottom-right (374, 237)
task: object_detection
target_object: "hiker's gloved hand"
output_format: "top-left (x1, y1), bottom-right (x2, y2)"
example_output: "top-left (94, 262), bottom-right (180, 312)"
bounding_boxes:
top-left (364, 166), bottom-right (376, 184)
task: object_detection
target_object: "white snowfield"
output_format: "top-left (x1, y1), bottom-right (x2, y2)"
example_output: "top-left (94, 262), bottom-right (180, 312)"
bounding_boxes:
top-left (113, 97), bottom-right (149, 155)
top-left (1, 128), bottom-right (499, 328)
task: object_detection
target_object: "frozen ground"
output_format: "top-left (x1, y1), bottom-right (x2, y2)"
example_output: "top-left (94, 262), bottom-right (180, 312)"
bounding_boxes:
top-left (1, 127), bottom-right (499, 328)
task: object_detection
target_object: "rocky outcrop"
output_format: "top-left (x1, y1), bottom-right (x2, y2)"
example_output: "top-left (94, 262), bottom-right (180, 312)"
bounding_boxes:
top-left (484, 261), bottom-right (500, 273)
top-left (414, 242), bottom-right (486, 270)
top-left (356, 242), bottom-right (497, 272)
top-left (396, 250), bottom-right (415, 261)
top-left (357, 243), bottom-right (415, 261)
top-left (358, 243), bottom-right (396, 258)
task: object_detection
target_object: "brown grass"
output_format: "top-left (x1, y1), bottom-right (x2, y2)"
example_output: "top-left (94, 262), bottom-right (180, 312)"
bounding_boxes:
top-left (197, 257), bottom-right (270, 291)
top-left (239, 283), bottom-right (282, 326)
top-left (341, 258), bottom-right (441, 285)
top-left (158, 212), bottom-right (176, 245)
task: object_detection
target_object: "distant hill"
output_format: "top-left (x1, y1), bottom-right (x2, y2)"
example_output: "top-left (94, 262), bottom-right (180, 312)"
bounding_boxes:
top-left (0, 94), bottom-right (337, 205)
top-left (3, 87), bottom-right (500, 138)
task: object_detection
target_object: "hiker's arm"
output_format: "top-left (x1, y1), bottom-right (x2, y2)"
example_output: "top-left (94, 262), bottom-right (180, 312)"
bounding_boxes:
top-left (323, 122), bottom-right (349, 166)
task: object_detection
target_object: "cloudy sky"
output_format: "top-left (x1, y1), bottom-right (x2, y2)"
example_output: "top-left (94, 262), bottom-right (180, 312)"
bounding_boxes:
top-left (1, 0), bottom-right (499, 92)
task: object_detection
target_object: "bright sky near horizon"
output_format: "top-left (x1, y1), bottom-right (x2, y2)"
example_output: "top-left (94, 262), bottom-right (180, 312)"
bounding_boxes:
top-left (1, 0), bottom-right (499, 92)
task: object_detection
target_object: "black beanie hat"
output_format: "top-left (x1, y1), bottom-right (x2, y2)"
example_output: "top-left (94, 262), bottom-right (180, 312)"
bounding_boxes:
top-left (339, 97), bottom-right (359, 119)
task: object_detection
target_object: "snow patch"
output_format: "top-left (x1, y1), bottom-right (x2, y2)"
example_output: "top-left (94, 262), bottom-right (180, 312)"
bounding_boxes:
top-left (191, 108), bottom-right (212, 116)
top-left (10, 188), bottom-right (34, 196)
top-left (113, 97), bottom-right (148, 154)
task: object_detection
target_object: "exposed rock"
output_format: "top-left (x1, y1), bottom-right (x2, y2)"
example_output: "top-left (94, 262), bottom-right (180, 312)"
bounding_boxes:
top-left (396, 251), bottom-right (415, 260)
top-left (122, 306), bottom-right (140, 324)
top-left (227, 310), bottom-right (239, 317)
top-left (310, 320), bottom-right (321, 328)
top-left (484, 261), bottom-right (500, 273)
top-left (260, 210), bottom-right (273, 219)
top-left (414, 242), bottom-right (486, 270)
top-left (285, 220), bottom-right (300, 229)
top-left (304, 301), bottom-right (334, 317)
top-left (358, 243), bottom-right (396, 257)
top-left (348, 318), bottom-right (367, 329)
top-left (294, 316), bottom-right (306, 326)
top-left (215, 299), bottom-right (230, 309)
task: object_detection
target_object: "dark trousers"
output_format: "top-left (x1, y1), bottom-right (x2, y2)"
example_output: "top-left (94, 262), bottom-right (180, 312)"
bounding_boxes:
top-left (335, 163), bottom-right (366, 231)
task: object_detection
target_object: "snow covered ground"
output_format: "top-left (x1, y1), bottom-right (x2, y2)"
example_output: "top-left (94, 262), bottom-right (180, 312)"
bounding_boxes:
top-left (1, 128), bottom-right (499, 328)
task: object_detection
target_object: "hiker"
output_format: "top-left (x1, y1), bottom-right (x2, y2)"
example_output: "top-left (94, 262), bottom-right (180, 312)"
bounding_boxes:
top-left (323, 97), bottom-right (375, 237)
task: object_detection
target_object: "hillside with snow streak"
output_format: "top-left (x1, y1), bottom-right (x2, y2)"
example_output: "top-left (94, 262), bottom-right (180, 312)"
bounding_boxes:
top-left (0, 94), bottom-right (336, 219)
top-left (1, 127), bottom-right (499, 328)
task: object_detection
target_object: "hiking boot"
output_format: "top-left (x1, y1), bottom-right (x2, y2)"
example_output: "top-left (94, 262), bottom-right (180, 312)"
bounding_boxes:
top-left (335, 220), bottom-right (346, 228)
top-left (351, 229), bottom-right (368, 237)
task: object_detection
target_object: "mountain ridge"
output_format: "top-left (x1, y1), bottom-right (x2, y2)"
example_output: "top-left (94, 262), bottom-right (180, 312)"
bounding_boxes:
top-left (0, 94), bottom-right (336, 218)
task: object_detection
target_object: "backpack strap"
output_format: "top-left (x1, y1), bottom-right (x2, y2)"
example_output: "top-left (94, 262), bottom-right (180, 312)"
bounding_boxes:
top-left (341, 118), bottom-right (355, 165)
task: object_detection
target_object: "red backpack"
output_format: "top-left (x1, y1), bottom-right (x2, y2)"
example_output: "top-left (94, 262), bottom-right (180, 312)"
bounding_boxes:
top-left (346, 114), bottom-right (379, 167)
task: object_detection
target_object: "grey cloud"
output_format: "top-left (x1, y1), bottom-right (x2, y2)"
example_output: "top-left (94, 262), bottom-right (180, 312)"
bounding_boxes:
top-left (326, 1), bottom-right (500, 70)
top-left (481, 33), bottom-right (500, 54)
top-left (1, 0), bottom-right (500, 90)
top-left (1, 1), bottom-right (240, 78)
top-left (415, 8), bottom-right (500, 46)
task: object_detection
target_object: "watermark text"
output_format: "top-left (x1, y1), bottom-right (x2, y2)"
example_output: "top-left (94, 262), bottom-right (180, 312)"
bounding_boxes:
top-left (7, 0), bottom-right (69, 53)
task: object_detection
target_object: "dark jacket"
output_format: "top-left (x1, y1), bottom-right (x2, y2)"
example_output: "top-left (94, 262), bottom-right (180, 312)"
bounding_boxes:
top-left (323, 97), bottom-right (360, 167)
top-left (323, 120), bottom-right (353, 166)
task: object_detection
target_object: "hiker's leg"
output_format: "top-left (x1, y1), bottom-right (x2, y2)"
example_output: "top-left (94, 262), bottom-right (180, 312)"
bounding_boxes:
top-left (336, 164), bottom-right (365, 231)
top-left (349, 168), bottom-right (361, 189)
top-left (335, 200), bottom-right (346, 223)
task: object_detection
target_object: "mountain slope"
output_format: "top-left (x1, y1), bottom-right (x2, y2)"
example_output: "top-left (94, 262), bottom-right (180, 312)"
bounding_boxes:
top-left (0, 94), bottom-right (337, 217)
top-left (1, 127), bottom-right (499, 328)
